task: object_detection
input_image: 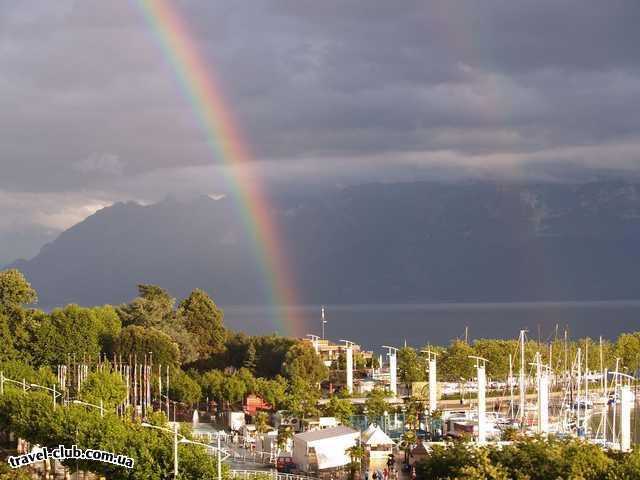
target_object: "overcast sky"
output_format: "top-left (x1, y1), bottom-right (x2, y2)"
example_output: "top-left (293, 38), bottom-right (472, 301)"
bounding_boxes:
top-left (1, 1), bottom-right (640, 263)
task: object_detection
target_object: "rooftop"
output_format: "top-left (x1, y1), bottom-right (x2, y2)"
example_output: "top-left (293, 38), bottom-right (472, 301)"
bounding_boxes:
top-left (294, 425), bottom-right (358, 443)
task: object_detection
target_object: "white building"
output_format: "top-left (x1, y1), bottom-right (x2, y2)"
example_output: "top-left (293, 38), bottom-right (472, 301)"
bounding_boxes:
top-left (292, 425), bottom-right (359, 472)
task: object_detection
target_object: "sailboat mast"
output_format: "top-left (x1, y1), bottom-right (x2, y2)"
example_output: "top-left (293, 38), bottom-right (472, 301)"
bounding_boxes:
top-left (577, 348), bottom-right (582, 431)
top-left (509, 353), bottom-right (514, 419)
top-left (599, 336), bottom-right (604, 392)
top-left (585, 339), bottom-right (589, 400)
top-left (520, 330), bottom-right (526, 422)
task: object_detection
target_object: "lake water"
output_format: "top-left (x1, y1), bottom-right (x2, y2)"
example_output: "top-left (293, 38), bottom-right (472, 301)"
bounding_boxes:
top-left (221, 301), bottom-right (640, 349)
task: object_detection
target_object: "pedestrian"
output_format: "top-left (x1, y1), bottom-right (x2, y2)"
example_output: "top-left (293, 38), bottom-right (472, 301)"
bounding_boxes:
top-left (383, 468), bottom-right (388, 480)
top-left (364, 470), bottom-right (369, 480)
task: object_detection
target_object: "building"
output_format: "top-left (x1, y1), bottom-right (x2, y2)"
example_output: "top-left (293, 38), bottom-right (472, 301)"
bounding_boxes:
top-left (303, 338), bottom-right (373, 368)
top-left (244, 394), bottom-right (271, 416)
top-left (292, 425), bottom-right (359, 472)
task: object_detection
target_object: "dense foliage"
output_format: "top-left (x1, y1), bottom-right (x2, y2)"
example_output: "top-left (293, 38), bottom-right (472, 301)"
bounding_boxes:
top-left (2, 268), bottom-right (640, 478)
top-left (415, 437), bottom-right (640, 480)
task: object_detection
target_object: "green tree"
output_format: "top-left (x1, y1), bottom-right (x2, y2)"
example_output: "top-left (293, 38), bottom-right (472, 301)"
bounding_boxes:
top-left (177, 289), bottom-right (225, 358)
top-left (324, 395), bottom-right (354, 425)
top-left (397, 346), bottom-right (426, 387)
top-left (168, 369), bottom-right (202, 405)
top-left (0, 269), bottom-right (37, 309)
top-left (346, 444), bottom-right (365, 480)
top-left (615, 332), bottom-right (640, 370)
top-left (177, 442), bottom-right (227, 480)
top-left (285, 377), bottom-right (320, 420)
top-left (115, 325), bottom-right (180, 366)
top-left (254, 375), bottom-right (288, 410)
top-left (255, 411), bottom-right (270, 436)
top-left (33, 305), bottom-right (101, 366)
top-left (439, 339), bottom-right (476, 381)
top-left (458, 448), bottom-right (509, 480)
top-left (0, 312), bottom-right (19, 361)
top-left (0, 360), bottom-right (56, 387)
top-left (283, 342), bottom-right (328, 385)
top-left (79, 370), bottom-right (127, 408)
top-left (0, 270), bottom-right (39, 362)
top-left (473, 339), bottom-right (517, 379)
top-left (91, 305), bottom-right (122, 355)
top-left (243, 342), bottom-right (257, 371)
top-left (162, 324), bottom-right (200, 364)
top-left (198, 369), bottom-right (225, 404)
top-left (277, 425), bottom-right (294, 451)
top-left (364, 388), bottom-right (389, 421)
top-left (118, 284), bottom-right (175, 328)
top-left (220, 373), bottom-right (248, 407)
top-left (415, 441), bottom-right (477, 480)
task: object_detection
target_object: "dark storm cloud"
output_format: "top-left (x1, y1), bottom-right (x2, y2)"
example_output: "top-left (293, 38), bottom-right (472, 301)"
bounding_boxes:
top-left (1, 0), bottom-right (640, 260)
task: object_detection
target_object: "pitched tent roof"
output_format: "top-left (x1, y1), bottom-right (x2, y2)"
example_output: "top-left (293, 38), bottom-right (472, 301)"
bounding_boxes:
top-left (361, 424), bottom-right (377, 441)
top-left (294, 425), bottom-right (358, 443)
top-left (361, 426), bottom-right (394, 446)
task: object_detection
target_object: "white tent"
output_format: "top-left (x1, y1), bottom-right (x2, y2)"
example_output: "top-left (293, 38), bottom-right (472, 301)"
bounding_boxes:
top-left (293, 426), bottom-right (359, 472)
top-left (361, 424), bottom-right (377, 442)
top-left (361, 425), bottom-right (394, 459)
top-left (361, 426), bottom-right (394, 447)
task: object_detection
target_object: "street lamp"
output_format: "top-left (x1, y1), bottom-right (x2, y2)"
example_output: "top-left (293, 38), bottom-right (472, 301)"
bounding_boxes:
top-left (30, 383), bottom-right (62, 410)
top-left (72, 399), bottom-right (105, 417)
top-left (142, 422), bottom-right (179, 478)
top-left (1, 375), bottom-right (29, 393)
top-left (141, 422), bottom-right (228, 480)
top-left (180, 436), bottom-right (227, 480)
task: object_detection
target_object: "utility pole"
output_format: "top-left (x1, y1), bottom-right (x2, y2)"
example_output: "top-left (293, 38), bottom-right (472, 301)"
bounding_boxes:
top-left (217, 433), bottom-right (222, 480)
top-left (173, 421), bottom-right (179, 478)
top-left (321, 306), bottom-right (327, 340)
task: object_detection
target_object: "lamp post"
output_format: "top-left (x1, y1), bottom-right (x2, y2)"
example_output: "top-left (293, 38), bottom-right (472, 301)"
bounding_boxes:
top-left (72, 399), bottom-right (105, 417)
top-left (30, 383), bottom-right (62, 410)
top-left (142, 422), bottom-right (179, 478)
top-left (142, 422), bottom-right (229, 480)
top-left (1, 376), bottom-right (30, 393)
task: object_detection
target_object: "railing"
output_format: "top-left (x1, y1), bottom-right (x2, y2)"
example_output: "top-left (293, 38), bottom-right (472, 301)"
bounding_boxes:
top-left (231, 469), bottom-right (317, 480)
top-left (228, 449), bottom-right (277, 465)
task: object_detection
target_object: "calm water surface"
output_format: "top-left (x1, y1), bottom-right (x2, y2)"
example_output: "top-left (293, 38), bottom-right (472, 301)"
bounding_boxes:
top-left (222, 301), bottom-right (640, 349)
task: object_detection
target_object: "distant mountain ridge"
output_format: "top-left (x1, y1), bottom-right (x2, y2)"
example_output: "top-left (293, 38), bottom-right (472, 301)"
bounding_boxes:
top-left (9, 180), bottom-right (640, 307)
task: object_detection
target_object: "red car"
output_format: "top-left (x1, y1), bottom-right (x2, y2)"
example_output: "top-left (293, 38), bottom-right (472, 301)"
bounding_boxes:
top-left (276, 456), bottom-right (296, 473)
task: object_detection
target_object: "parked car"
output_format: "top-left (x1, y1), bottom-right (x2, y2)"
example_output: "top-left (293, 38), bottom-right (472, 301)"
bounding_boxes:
top-left (276, 455), bottom-right (296, 473)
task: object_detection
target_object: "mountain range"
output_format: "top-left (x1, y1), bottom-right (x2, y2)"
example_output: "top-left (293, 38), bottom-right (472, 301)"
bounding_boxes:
top-left (8, 180), bottom-right (640, 308)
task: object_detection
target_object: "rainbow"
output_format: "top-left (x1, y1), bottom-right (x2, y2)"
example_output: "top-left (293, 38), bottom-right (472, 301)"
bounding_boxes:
top-left (135, 0), bottom-right (303, 336)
